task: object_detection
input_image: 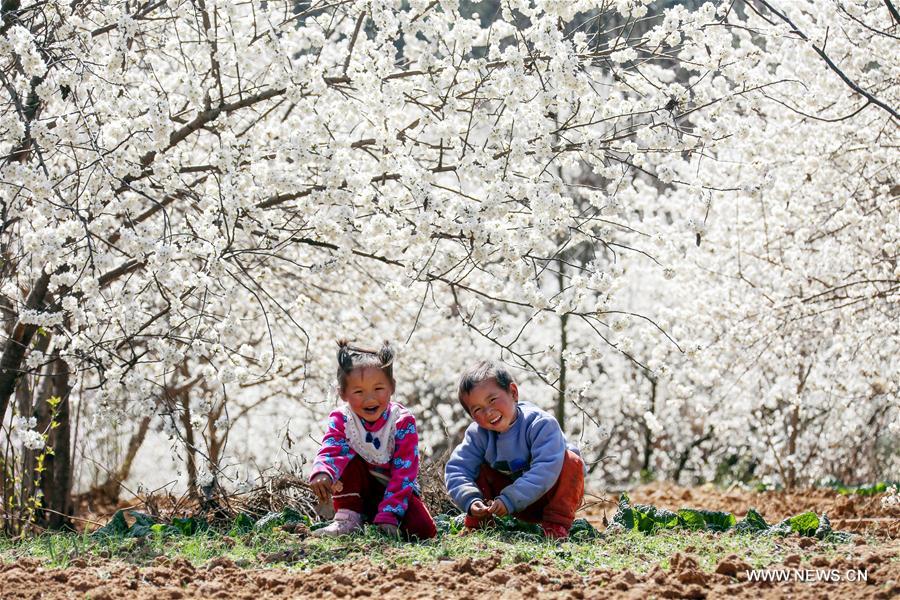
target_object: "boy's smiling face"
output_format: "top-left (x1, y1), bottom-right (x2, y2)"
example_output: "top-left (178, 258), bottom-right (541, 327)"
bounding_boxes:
top-left (341, 366), bottom-right (394, 423)
top-left (462, 379), bottom-right (519, 433)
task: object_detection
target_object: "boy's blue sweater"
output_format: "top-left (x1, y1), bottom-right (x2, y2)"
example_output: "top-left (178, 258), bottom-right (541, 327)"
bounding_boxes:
top-left (444, 401), bottom-right (575, 514)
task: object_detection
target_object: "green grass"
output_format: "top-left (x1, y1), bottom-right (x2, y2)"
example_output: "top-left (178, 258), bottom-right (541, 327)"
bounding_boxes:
top-left (0, 525), bottom-right (863, 573)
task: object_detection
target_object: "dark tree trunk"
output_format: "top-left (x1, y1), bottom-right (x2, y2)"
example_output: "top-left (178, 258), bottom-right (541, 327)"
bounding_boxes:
top-left (39, 354), bottom-right (73, 530)
top-left (556, 260), bottom-right (567, 430)
top-left (0, 270), bottom-right (50, 423)
top-left (641, 378), bottom-right (657, 476)
top-left (16, 369), bottom-right (35, 502)
top-left (672, 429), bottom-right (714, 483)
top-left (208, 408), bottom-right (223, 469)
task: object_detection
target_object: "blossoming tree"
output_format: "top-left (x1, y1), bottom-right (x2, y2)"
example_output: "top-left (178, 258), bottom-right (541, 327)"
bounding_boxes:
top-left (0, 0), bottom-right (896, 532)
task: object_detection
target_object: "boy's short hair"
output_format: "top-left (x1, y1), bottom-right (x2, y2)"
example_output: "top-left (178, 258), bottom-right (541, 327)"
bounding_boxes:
top-left (336, 339), bottom-right (395, 392)
top-left (457, 360), bottom-right (515, 413)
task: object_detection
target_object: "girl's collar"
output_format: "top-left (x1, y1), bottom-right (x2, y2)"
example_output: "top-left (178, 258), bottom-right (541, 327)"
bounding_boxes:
top-left (360, 402), bottom-right (393, 432)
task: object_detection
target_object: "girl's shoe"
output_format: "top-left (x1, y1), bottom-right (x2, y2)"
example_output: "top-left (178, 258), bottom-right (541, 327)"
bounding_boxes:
top-left (312, 509), bottom-right (364, 537)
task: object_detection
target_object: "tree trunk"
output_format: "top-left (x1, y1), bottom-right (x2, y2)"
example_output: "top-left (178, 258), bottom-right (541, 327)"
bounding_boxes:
top-left (641, 378), bottom-right (657, 477)
top-left (556, 260), bottom-right (567, 429)
top-left (672, 429), bottom-right (714, 483)
top-left (16, 370), bottom-right (35, 504)
top-left (557, 312), bottom-right (568, 429)
top-left (39, 354), bottom-right (73, 530)
top-left (208, 406), bottom-right (223, 469)
top-left (0, 270), bottom-right (50, 422)
top-left (179, 391), bottom-right (199, 501)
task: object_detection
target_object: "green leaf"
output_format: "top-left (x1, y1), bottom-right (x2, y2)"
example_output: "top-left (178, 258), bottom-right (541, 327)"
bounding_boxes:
top-left (779, 511), bottom-right (819, 537)
top-left (232, 513), bottom-right (255, 534)
top-left (254, 511), bottom-right (285, 531)
top-left (433, 514), bottom-right (450, 530)
top-left (129, 524), bottom-right (154, 537)
top-left (92, 510), bottom-right (129, 537)
top-left (612, 493), bottom-right (680, 533)
top-left (254, 507), bottom-right (305, 531)
top-left (171, 517), bottom-right (197, 536)
top-left (569, 518), bottom-right (600, 540)
top-left (735, 508), bottom-right (769, 533)
top-left (632, 504), bottom-right (679, 532)
top-left (433, 513), bottom-right (463, 535)
top-left (280, 507), bottom-right (304, 524)
top-left (495, 515), bottom-right (543, 536)
top-left (676, 509), bottom-right (707, 530)
top-left (611, 493), bottom-right (635, 530)
top-left (814, 513), bottom-right (832, 539)
top-left (695, 510), bottom-right (736, 532)
top-left (609, 493), bottom-right (853, 539)
top-left (130, 511), bottom-right (157, 527)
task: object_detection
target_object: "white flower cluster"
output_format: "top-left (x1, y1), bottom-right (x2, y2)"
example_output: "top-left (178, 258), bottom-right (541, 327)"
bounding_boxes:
top-left (11, 416), bottom-right (45, 451)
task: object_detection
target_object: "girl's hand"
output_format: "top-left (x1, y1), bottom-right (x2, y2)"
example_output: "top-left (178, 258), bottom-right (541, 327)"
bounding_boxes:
top-left (309, 473), bottom-right (334, 504)
top-left (377, 523), bottom-right (399, 538)
top-left (488, 498), bottom-right (508, 517)
top-left (469, 499), bottom-right (491, 518)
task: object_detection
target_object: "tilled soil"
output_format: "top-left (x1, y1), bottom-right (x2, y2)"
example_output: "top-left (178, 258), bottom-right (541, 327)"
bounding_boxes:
top-left (1, 546), bottom-right (897, 599)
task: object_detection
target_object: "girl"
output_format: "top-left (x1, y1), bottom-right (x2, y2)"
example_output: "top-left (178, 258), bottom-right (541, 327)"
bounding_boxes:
top-left (308, 340), bottom-right (437, 539)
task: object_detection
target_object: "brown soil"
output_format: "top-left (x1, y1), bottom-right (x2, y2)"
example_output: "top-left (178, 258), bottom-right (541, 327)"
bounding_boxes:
top-left (1, 545), bottom-right (897, 600)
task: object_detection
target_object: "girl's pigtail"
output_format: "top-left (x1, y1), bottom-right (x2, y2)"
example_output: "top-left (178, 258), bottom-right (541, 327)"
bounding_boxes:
top-left (378, 341), bottom-right (396, 388)
top-left (377, 340), bottom-right (394, 367)
top-left (336, 339), bottom-right (354, 373)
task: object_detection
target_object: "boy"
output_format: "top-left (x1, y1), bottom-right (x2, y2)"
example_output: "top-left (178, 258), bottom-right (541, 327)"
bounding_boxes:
top-left (444, 361), bottom-right (585, 538)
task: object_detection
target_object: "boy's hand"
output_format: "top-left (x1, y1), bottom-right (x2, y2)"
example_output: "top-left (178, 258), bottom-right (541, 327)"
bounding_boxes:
top-left (377, 523), bottom-right (400, 538)
top-left (488, 498), bottom-right (508, 516)
top-left (309, 473), bottom-right (333, 504)
top-left (469, 499), bottom-right (491, 518)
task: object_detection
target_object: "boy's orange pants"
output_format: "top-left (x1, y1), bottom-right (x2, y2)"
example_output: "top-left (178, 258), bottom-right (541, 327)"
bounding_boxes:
top-left (464, 450), bottom-right (585, 530)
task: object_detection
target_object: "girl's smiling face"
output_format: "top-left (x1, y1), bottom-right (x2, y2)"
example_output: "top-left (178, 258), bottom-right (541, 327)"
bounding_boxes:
top-left (340, 366), bottom-right (394, 422)
top-left (461, 379), bottom-right (519, 432)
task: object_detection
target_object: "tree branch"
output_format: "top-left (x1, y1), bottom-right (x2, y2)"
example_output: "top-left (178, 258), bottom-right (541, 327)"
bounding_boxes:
top-left (753, 0), bottom-right (899, 121)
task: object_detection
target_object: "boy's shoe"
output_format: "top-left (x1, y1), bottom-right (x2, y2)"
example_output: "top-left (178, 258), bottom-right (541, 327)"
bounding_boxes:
top-left (312, 509), bottom-right (363, 537)
top-left (541, 522), bottom-right (569, 539)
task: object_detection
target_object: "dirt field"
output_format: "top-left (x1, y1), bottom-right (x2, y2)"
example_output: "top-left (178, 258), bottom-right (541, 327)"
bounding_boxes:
top-left (2, 547), bottom-right (898, 600)
top-left (1, 483), bottom-right (897, 599)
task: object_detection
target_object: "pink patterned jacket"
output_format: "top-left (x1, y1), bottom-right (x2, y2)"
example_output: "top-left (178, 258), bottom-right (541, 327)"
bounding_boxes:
top-left (310, 401), bottom-right (421, 526)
